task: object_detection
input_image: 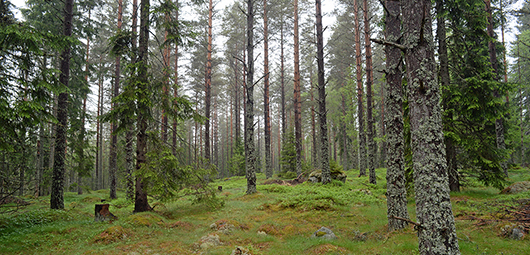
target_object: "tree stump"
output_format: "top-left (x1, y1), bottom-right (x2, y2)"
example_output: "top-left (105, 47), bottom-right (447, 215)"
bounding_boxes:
top-left (95, 204), bottom-right (117, 222)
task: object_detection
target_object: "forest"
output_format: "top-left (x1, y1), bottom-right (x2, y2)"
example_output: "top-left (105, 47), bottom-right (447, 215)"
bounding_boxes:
top-left (1, 0), bottom-right (530, 254)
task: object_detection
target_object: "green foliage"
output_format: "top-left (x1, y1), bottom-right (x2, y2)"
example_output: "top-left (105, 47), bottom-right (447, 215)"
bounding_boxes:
top-left (280, 129), bottom-right (296, 174)
top-left (229, 138), bottom-right (246, 176)
top-left (0, 209), bottom-right (74, 230)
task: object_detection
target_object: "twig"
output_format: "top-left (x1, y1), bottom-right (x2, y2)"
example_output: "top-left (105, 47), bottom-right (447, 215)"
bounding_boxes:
top-left (370, 38), bottom-right (407, 51)
top-left (389, 215), bottom-right (424, 229)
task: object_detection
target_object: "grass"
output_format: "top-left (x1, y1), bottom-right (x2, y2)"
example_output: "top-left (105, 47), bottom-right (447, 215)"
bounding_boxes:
top-left (1, 168), bottom-right (529, 254)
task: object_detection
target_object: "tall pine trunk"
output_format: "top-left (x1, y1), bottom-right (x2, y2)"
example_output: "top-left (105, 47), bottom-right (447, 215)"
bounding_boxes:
top-left (134, 0), bottom-right (152, 213)
top-left (437, 0), bottom-right (459, 192)
top-left (485, 0), bottom-right (507, 177)
top-left (354, 0), bottom-right (366, 176)
top-left (401, 0), bottom-right (460, 253)
top-left (109, 0), bottom-right (123, 200)
top-left (51, 0), bottom-right (74, 209)
top-left (384, 0), bottom-right (409, 231)
top-left (364, 0), bottom-right (375, 184)
top-left (205, 0), bottom-right (213, 161)
top-left (293, 0), bottom-right (302, 177)
top-left (263, 0), bottom-right (272, 179)
top-left (245, 0), bottom-right (257, 194)
top-left (172, 0), bottom-right (179, 156)
top-left (316, 0), bottom-right (329, 184)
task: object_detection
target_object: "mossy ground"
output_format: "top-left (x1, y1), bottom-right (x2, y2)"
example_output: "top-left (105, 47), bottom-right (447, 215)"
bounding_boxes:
top-left (1, 168), bottom-right (529, 254)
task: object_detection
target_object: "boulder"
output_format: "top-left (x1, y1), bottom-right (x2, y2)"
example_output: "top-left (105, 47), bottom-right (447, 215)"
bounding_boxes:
top-left (500, 181), bottom-right (530, 194)
top-left (311, 227), bottom-right (337, 240)
top-left (308, 170), bottom-right (347, 183)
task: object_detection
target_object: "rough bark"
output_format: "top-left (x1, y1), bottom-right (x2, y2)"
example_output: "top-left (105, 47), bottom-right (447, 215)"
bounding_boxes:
top-left (280, 23), bottom-right (286, 144)
top-left (51, 0), bottom-right (74, 210)
top-left (245, 0), bottom-right (257, 194)
top-left (263, 0), bottom-right (272, 179)
top-left (401, 0), bottom-right (460, 253)
top-left (354, 0), bottom-right (366, 176)
top-left (316, 0), bottom-right (329, 184)
top-left (134, 0), bottom-right (152, 213)
top-left (96, 57), bottom-right (103, 190)
top-left (485, 0), bottom-right (508, 178)
top-left (109, 0), bottom-right (123, 200)
top-left (310, 72), bottom-right (318, 169)
top-left (384, 0), bottom-right (409, 231)
top-left (437, 0), bottom-right (459, 192)
top-left (293, 0), bottom-right (302, 177)
top-left (172, 0), bottom-right (179, 156)
top-left (205, 0), bottom-right (213, 161)
top-left (364, 0), bottom-right (376, 184)
top-left (126, 0), bottom-right (138, 202)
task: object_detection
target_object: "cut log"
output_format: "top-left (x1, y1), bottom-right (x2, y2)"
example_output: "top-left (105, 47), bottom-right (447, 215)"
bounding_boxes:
top-left (95, 204), bottom-right (117, 222)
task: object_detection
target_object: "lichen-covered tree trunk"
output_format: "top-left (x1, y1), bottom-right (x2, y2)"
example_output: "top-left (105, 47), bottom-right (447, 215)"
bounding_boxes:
top-left (134, 0), bottom-right (152, 213)
top-left (401, 0), bottom-right (460, 253)
top-left (310, 74), bottom-right (319, 169)
top-left (51, 0), bottom-right (74, 210)
top-left (364, 0), bottom-right (375, 184)
top-left (485, 0), bottom-right (507, 177)
top-left (263, 0), bottom-right (272, 179)
top-left (316, 0), bottom-right (330, 184)
top-left (245, 0), bottom-right (257, 194)
top-left (354, 0), bottom-right (366, 176)
top-left (437, 0), bottom-right (459, 192)
top-left (384, 0), bottom-right (409, 231)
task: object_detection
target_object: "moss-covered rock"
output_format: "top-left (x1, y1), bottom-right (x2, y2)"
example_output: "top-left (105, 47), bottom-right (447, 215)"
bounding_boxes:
top-left (93, 225), bottom-right (131, 244)
top-left (500, 181), bottom-right (530, 194)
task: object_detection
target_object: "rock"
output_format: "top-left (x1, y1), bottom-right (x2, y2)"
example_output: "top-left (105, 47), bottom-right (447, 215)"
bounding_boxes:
top-left (311, 227), bottom-right (337, 240)
top-left (231, 246), bottom-right (251, 255)
top-left (501, 224), bottom-right (526, 240)
top-left (308, 170), bottom-right (347, 183)
top-left (209, 223), bottom-right (217, 229)
top-left (195, 234), bottom-right (222, 250)
top-left (512, 227), bottom-right (525, 240)
top-left (257, 231), bottom-right (267, 236)
top-left (500, 181), bottom-right (530, 194)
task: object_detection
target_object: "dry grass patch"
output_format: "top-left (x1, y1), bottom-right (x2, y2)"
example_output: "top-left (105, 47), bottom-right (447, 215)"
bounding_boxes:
top-left (307, 243), bottom-right (348, 255)
top-left (168, 220), bottom-right (194, 230)
top-left (92, 225), bottom-right (131, 244)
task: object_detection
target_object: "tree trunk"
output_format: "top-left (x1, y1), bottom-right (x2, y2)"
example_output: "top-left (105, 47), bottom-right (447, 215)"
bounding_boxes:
top-left (401, 0), bottom-right (460, 253)
top-left (384, 0), bottom-right (409, 231)
top-left (316, 0), bottom-right (329, 184)
top-left (354, 0), bottom-right (366, 176)
top-left (134, 0), bottom-right (152, 213)
top-left (205, 0), bottom-right (213, 161)
top-left (341, 94), bottom-right (348, 170)
top-left (485, 0), bottom-right (508, 178)
top-left (311, 72), bottom-right (318, 169)
top-left (245, 0), bottom-right (257, 194)
top-left (263, 0), bottom-right (272, 179)
top-left (293, 0), bottom-right (302, 177)
top-left (51, 0), bottom-right (74, 210)
top-left (78, 15), bottom-right (90, 195)
top-left (364, 0), bottom-right (376, 184)
top-left (109, 0), bottom-right (124, 200)
top-left (126, 0), bottom-right (139, 202)
top-left (280, 23), bottom-right (286, 145)
top-left (172, 0), bottom-right (179, 156)
top-left (437, 0), bottom-right (459, 192)
top-left (96, 57), bottom-right (103, 190)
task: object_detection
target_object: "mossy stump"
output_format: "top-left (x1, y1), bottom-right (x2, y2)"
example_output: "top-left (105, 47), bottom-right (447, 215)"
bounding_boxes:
top-left (95, 204), bottom-right (117, 222)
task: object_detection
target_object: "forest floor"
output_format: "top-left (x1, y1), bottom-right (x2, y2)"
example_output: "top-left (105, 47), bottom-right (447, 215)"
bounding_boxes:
top-left (1, 167), bottom-right (530, 254)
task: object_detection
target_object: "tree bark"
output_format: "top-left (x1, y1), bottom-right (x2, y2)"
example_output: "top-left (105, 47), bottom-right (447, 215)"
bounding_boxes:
top-left (364, 0), bottom-right (376, 184)
top-left (316, 0), bottom-right (329, 184)
top-left (485, 0), bottom-right (508, 177)
top-left (293, 0), bottom-right (302, 177)
top-left (401, 0), bottom-right (460, 253)
top-left (245, 0), bottom-right (257, 194)
top-left (354, 0), bottom-right (366, 176)
top-left (384, 0), bottom-right (409, 231)
top-left (263, 0), bottom-right (272, 179)
top-left (51, 0), bottom-right (74, 210)
top-left (134, 0), bottom-right (152, 213)
top-left (126, 0), bottom-right (138, 202)
top-left (437, 0), bottom-right (459, 192)
top-left (109, 0), bottom-right (123, 200)
top-left (205, 0), bottom-right (213, 161)
top-left (172, 0), bottom-right (179, 156)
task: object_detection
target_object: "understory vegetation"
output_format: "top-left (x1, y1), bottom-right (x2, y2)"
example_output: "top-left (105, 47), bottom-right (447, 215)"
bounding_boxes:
top-left (1, 167), bottom-right (529, 254)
